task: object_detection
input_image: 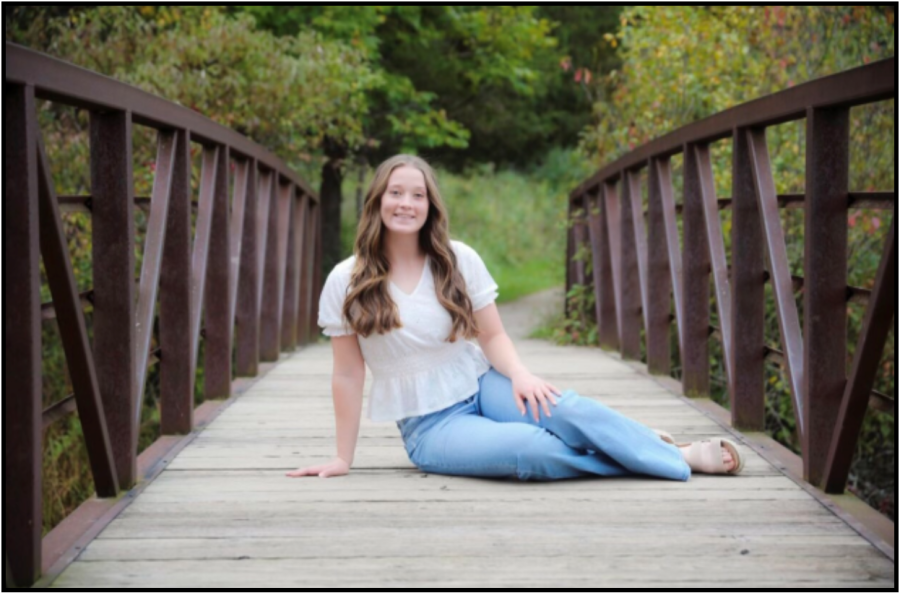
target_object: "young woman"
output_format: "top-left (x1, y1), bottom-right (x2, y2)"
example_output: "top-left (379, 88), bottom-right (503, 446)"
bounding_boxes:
top-left (286, 154), bottom-right (744, 481)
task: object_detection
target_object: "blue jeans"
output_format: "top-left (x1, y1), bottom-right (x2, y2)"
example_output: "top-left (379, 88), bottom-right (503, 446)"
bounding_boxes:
top-left (395, 367), bottom-right (691, 481)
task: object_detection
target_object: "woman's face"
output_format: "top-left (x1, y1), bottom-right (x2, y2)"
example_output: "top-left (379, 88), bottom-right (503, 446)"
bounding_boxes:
top-left (380, 165), bottom-right (429, 237)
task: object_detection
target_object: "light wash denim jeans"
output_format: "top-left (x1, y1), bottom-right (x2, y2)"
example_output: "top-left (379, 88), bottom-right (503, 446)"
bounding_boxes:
top-left (395, 367), bottom-right (691, 481)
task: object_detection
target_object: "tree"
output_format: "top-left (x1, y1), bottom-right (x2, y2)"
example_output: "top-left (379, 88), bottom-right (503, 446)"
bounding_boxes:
top-left (237, 6), bottom-right (578, 272)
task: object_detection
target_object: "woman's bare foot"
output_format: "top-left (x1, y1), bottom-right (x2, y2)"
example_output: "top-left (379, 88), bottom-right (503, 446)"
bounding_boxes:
top-left (677, 442), bottom-right (736, 472)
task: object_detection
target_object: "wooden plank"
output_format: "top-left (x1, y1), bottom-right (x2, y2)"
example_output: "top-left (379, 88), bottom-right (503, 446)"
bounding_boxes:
top-left (135, 488), bottom-right (815, 504)
top-left (144, 469), bottom-right (802, 492)
top-left (51, 557), bottom-right (894, 589)
top-left (79, 533), bottom-right (880, 560)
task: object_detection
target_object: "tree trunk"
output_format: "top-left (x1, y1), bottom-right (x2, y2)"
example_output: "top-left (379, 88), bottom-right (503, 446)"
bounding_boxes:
top-left (320, 136), bottom-right (347, 281)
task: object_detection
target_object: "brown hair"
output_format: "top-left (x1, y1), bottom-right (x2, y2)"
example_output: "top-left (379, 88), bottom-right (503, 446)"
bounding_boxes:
top-left (341, 154), bottom-right (479, 341)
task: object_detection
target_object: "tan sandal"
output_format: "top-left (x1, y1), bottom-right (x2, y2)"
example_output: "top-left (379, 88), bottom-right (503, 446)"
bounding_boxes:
top-left (678, 437), bottom-right (744, 475)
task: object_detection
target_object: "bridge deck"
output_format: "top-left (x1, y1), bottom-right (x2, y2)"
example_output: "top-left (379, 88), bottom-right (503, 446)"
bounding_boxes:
top-left (49, 294), bottom-right (893, 588)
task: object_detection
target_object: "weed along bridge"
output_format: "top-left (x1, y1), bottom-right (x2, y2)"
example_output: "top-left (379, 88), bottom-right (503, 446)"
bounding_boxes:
top-left (6, 43), bottom-right (895, 588)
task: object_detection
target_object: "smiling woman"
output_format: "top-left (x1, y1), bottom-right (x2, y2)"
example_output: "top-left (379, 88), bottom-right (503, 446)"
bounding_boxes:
top-left (285, 153), bottom-right (742, 481)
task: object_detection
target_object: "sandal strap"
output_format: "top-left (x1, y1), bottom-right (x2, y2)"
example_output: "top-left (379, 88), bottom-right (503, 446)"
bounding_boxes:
top-left (685, 438), bottom-right (727, 474)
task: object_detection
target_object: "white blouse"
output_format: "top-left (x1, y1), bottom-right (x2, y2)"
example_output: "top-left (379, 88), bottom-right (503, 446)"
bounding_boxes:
top-left (317, 240), bottom-right (499, 422)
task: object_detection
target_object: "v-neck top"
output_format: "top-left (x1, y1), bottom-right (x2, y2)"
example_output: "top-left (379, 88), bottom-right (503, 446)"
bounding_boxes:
top-left (317, 240), bottom-right (499, 422)
top-left (389, 253), bottom-right (429, 297)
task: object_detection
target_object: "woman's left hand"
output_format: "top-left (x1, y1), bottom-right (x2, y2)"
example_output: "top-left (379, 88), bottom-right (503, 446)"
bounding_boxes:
top-left (510, 369), bottom-right (562, 422)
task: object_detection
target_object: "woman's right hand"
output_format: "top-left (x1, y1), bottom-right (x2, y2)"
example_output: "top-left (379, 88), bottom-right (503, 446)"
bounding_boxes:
top-left (286, 457), bottom-right (350, 478)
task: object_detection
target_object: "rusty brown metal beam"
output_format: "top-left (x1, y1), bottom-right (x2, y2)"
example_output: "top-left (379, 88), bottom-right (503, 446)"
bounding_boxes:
top-left (134, 130), bottom-right (177, 429)
top-left (694, 143), bottom-right (734, 387)
top-left (189, 146), bottom-right (220, 375)
top-left (634, 191), bottom-right (893, 219)
top-left (5, 82), bottom-right (43, 589)
top-left (89, 108), bottom-right (138, 490)
top-left (645, 159), bottom-right (673, 375)
top-left (261, 181), bottom-right (293, 361)
top-left (297, 196), bottom-right (314, 345)
top-left (160, 129), bottom-right (193, 436)
top-left (203, 147), bottom-right (232, 399)
top-left (236, 161), bottom-right (261, 375)
top-left (586, 190), bottom-right (618, 351)
top-left (746, 128), bottom-right (806, 438)
top-left (823, 216), bottom-right (895, 492)
top-left (36, 124), bottom-right (119, 498)
top-left (572, 57), bottom-right (894, 198)
top-left (730, 128), bottom-right (766, 431)
top-left (682, 143), bottom-right (711, 397)
top-left (281, 190), bottom-right (302, 351)
top-left (804, 106), bottom-right (850, 489)
top-left (6, 42), bottom-right (317, 202)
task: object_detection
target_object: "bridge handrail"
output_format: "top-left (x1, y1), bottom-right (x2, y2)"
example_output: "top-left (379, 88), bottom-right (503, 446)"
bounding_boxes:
top-left (5, 42), bottom-right (322, 587)
top-left (566, 56), bottom-right (895, 501)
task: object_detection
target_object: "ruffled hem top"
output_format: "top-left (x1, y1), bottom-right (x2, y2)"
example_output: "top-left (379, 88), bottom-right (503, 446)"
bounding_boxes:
top-left (317, 240), bottom-right (499, 422)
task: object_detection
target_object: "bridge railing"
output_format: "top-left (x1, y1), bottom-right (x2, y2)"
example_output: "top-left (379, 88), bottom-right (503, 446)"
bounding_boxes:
top-left (5, 42), bottom-right (322, 587)
top-left (566, 57), bottom-right (895, 496)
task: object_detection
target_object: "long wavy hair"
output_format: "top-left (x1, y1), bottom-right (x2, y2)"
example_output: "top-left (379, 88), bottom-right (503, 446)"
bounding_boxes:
top-left (342, 154), bottom-right (479, 341)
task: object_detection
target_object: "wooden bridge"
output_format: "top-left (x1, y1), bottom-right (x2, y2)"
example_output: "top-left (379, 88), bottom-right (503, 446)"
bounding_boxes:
top-left (31, 292), bottom-right (899, 588)
top-left (5, 44), bottom-right (895, 588)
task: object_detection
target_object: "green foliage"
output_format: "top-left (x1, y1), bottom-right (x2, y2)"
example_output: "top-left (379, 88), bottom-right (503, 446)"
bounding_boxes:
top-left (238, 5), bottom-right (621, 170)
top-left (580, 6), bottom-right (895, 165)
top-left (10, 6), bottom-right (374, 162)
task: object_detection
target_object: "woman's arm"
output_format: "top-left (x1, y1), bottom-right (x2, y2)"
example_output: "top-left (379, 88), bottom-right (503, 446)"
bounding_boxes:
top-left (330, 334), bottom-right (366, 465)
top-left (473, 303), bottom-right (528, 378)
top-left (474, 303), bottom-right (560, 421)
top-left (331, 375), bottom-right (365, 466)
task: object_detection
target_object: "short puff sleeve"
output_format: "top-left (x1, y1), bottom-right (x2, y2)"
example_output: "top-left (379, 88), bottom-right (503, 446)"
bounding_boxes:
top-left (453, 240), bottom-right (499, 311)
top-left (317, 264), bottom-right (355, 337)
